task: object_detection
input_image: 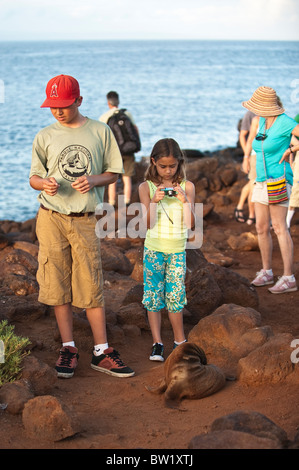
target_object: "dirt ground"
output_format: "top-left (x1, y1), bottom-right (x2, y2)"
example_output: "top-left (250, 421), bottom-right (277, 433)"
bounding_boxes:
top-left (1, 210), bottom-right (299, 452)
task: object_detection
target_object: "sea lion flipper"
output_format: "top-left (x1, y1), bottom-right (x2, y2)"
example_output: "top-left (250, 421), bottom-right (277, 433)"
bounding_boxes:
top-left (145, 378), bottom-right (167, 395)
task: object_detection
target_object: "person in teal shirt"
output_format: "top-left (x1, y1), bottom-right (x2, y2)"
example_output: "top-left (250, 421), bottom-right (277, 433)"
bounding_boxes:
top-left (242, 86), bottom-right (299, 294)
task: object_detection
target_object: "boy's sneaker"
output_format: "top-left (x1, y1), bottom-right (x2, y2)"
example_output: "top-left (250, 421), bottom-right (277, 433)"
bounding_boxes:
top-left (251, 269), bottom-right (274, 287)
top-left (268, 276), bottom-right (298, 294)
top-left (91, 347), bottom-right (135, 377)
top-left (150, 343), bottom-right (164, 362)
top-left (55, 346), bottom-right (79, 379)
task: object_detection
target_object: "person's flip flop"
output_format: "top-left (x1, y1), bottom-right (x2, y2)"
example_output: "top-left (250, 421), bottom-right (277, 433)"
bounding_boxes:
top-left (234, 208), bottom-right (245, 223)
top-left (246, 217), bottom-right (256, 225)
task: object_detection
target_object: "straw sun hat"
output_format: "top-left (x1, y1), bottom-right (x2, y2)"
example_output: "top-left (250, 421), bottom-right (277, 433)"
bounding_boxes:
top-left (242, 86), bottom-right (285, 117)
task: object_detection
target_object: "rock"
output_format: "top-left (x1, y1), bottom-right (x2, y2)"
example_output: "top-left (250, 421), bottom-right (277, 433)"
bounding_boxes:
top-left (237, 333), bottom-right (296, 384)
top-left (130, 246), bottom-right (143, 282)
top-left (0, 380), bottom-right (34, 415)
top-left (122, 284), bottom-right (143, 305)
top-left (188, 304), bottom-right (273, 374)
top-left (206, 263), bottom-right (259, 309)
top-left (188, 429), bottom-right (280, 449)
top-left (219, 167), bottom-right (238, 186)
top-left (0, 294), bottom-right (48, 321)
top-left (116, 303), bottom-right (149, 330)
top-left (12, 241), bottom-right (38, 258)
top-left (210, 410), bottom-right (289, 447)
top-left (22, 395), bottom-right (79, 441)
top-left (227, 232), bottom-right (259, 251)
top-left (185, 267), bottom-right (223, 323)
top-left (100, 241), bottom-right (133, 275)
top-left (21, 355), bottom-right (57, 395)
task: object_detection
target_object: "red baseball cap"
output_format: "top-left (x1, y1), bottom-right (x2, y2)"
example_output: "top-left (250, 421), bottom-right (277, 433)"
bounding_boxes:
top-left (41, 74), bottom-right (80, 108)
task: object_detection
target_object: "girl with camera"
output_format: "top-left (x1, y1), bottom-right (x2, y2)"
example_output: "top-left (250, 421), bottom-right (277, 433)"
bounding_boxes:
top-left (138, 138), bottom-right (195, 361)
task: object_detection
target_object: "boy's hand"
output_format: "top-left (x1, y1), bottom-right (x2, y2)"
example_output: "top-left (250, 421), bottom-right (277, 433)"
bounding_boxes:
top-left (71, 175), bottom-right (94, 194)
top-left (43, 177), bottom-right (59, 196)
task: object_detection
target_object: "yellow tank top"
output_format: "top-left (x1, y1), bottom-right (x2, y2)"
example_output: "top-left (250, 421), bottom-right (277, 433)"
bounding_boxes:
top-left (144, 180), bottom-right (188, 253)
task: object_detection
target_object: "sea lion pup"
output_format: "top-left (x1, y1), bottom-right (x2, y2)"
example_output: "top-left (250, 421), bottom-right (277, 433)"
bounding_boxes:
top-left (146, 342), bottom-right (226, 410)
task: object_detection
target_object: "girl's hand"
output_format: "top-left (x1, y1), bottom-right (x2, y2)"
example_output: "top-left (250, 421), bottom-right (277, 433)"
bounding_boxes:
top-left (151, 184), bottom-right (166, 203)
top-left (173, 183), bottom-right (188, 203)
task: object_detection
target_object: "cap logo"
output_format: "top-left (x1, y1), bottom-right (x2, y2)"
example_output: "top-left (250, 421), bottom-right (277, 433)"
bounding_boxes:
top-left (50, 84), bottom-right (58, 98)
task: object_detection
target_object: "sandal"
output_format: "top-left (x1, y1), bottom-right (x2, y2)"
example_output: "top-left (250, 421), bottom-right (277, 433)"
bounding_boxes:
top-left (234, 208), bottom-right (245, 223)
top-left (246, 217), bottom-right (256, 226)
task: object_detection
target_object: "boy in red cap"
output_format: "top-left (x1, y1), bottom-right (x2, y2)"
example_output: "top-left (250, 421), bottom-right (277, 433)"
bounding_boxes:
top-left (30, 75), bottom-right (135, 379)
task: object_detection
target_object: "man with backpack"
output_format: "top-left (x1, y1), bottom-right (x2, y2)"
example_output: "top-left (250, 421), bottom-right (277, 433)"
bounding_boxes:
top-left (99, 91), bottom-right (140, 207)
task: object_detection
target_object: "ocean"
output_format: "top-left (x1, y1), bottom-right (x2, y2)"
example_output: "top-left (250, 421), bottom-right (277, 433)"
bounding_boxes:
top-left (0, 40), bottom-right (298, 222)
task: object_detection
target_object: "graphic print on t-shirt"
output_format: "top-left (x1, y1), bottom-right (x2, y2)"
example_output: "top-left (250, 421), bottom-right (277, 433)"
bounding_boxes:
top-left (58, 145), bottom-right (92, 181)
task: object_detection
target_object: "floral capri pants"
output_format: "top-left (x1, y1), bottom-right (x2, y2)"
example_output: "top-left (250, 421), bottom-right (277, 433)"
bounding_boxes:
top-left (142, 248), bottom-right (187, 313)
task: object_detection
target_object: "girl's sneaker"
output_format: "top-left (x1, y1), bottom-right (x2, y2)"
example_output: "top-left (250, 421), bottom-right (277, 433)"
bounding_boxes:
top-left (251, 269), bottom-right (274, 286)
top-left (150, 343), bottom-right (164, 362)
top-left (268, 276), bottom-right (298, 294)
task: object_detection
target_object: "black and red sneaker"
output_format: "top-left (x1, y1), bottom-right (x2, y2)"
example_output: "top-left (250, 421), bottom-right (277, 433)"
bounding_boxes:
top-left (55, 346), bottom-right (79, 378)
top-left (91, 347), bottom-right (135, 377)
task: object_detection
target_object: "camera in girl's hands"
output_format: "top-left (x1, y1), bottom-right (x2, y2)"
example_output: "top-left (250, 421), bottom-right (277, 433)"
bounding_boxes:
top-left (162, 187), bottom-right (177, 196)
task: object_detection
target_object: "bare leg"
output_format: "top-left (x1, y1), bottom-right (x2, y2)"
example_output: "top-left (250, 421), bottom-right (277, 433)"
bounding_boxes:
top-left (237, 181), bottom-right (251, 210)
top-left (270, 205), bottom-right (293, 276)
top-left (123, 175), bottom-right (132, 204)
top-left (255, 202), bottom-right (272, 270)
top-left (147, 310), bottom-right (162, 344)
top-left (85, 307), bottom-right (107, 345)
top-left (108, 181), bottom-right (117, 206)
top-left (247, 180), bottom-right (255, 220)
top-left (54, 303), bottom-right (74, 343)
top-left (168, 310), bottom-right (185, 343)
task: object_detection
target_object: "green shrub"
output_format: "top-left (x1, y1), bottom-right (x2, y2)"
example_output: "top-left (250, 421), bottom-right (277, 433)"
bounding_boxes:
top-left (0, 320), bottom-right (31, 386)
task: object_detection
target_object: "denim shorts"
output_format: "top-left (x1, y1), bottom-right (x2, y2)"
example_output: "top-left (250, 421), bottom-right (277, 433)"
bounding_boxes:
top-left (142, 247), bottom-right (186, 313)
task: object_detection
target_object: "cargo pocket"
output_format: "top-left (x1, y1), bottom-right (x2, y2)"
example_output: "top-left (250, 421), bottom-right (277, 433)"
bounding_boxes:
top-left (36, 254), bottom-right (49, 291)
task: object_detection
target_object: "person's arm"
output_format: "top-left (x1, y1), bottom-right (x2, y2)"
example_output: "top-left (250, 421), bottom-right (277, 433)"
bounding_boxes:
top-left (139, 181), bottom-right (165, 229)
top-left (239, 130), bottom-right (249, 154)
top-left (173, 181), bottom-right (195, 229)
top-left (71, 172), bottom-right (118, 194)
top-left (29, 175), bottom-right (60, 196)
top-left (280, 133), bottom-right (299, 167)
top-left (242, 117), bottom-right (259, 174)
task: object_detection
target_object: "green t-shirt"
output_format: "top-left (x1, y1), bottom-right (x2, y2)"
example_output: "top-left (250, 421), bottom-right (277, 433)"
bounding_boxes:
top-left (30, 118), bottom-right (123, 214)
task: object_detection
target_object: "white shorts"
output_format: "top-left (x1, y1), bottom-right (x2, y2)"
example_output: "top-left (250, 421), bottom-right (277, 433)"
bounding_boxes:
top-left (252, 181), bottom-right (292, 207)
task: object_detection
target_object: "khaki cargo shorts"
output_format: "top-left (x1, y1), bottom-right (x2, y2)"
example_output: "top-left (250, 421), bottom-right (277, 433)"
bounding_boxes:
top-left (36, 208), bottom-right (104, 308)
top-left (123, 154), bottom-right (135, 177)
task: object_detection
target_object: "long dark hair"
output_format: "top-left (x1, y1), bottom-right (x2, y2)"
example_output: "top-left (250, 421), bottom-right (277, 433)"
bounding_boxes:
top-left (144, 138), bottom-right (186, 185)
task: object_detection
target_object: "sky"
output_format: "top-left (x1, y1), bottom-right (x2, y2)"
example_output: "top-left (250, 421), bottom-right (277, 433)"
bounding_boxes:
top-left (0, 0), bottom-right (299, 41)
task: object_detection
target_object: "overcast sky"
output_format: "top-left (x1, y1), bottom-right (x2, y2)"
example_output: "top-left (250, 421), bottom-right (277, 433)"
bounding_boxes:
top-left (0, 0), bottom-right (298, 41)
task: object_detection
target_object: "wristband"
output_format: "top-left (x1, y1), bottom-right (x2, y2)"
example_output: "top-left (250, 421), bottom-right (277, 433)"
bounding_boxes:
top-left (243, 155), bottom-right (249, 159)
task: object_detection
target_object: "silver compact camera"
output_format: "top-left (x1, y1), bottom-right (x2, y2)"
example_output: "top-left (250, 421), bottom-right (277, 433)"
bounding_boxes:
top-left (162, 187), bottom-right (177, 197)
